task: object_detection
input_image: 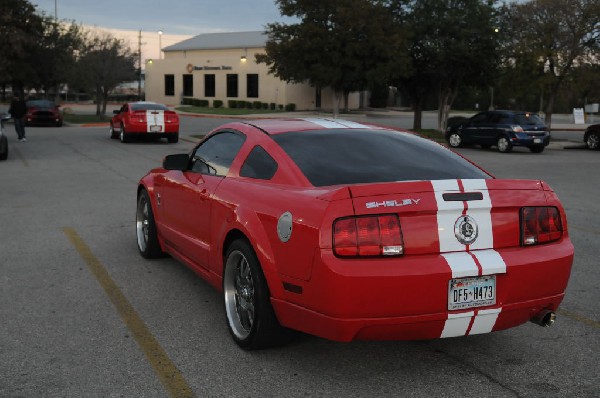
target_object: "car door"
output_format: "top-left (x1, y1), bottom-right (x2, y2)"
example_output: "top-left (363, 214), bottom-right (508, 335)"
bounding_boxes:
top-left (461, 112), bottom-right (489, 144)
top-left (158, 130), bottom-right (246, 268)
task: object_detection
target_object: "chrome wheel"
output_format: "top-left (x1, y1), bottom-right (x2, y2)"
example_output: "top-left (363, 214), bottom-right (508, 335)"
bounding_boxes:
top-left (497, 136), bottom-right (511, 153)
top-left (136, 194), bottom-right (150, 253)
top-left (224, 250), bottom-right (255, 340)
top-left (448, 133), bottom-right (462, 147)
top-left (587, 133), bottom-right (599, 150)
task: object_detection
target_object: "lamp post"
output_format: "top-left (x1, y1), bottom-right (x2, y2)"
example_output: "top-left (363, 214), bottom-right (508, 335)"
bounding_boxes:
top-left (158, 30), bottom-right (163, 59)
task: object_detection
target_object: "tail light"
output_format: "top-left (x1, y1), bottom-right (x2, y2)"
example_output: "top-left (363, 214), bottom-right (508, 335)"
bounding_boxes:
top-left (333, 215), bottom-right (404, 257)
top-left (133, 110), bottom-right (147, 123)
top-left (165, 110), bottom-right (177, 123)
top-left (521, 207), bottom-right (562, 246)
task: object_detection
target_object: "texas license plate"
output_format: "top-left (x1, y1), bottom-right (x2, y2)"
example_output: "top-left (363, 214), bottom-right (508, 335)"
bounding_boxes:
top-left (149, 125), bottom-right (162, 132)
top-left (533, 138), bottom-right (542, 143)
top-left (448, 275), bottom-right (496, 310)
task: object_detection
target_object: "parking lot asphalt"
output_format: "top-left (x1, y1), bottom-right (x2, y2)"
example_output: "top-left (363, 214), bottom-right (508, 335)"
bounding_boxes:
top-left (1, 118), bottom-right (598, 397)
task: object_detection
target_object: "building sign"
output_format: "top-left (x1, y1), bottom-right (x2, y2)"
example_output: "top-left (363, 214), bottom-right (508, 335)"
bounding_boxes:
top-left (573, 108), bottom-right (585, 124)
top-left (186, 63), bottom-right (232, 73)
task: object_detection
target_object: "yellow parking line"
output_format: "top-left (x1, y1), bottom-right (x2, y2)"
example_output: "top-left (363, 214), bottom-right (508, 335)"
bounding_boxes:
top-left (570, 225), bottom-right (600, 235)
top-left (557, 309), bottom-right (600, 329)
top-left (12, 145), bottom-right (29, 167)
top-left (63, 227), bottom-right (196, 398)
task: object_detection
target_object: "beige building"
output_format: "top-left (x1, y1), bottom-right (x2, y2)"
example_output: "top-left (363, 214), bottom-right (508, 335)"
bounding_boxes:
top-left (144, 31), bottom-right (360, 110)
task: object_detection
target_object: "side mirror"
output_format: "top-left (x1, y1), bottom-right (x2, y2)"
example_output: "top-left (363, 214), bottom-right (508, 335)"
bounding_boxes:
top-left (113, 110), bottom-right (120, 115)
top-left (163, 154), bottom-right (190, 171)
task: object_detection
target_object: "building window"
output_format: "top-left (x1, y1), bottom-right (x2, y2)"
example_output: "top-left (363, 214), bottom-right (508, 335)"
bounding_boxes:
top-left (247, 74), bottom-right (259, 98)
top-left (182, 74), bottom-right (193, 97)
top-left (164, 74), bottom-right (175, 96)
top-left (204, 74), bottom-right (215, 97)
top-left (227, 74), bottom-right (238, 98)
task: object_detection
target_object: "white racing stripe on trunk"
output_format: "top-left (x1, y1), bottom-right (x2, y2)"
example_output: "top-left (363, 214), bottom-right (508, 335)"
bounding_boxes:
top-left (469, 308), bottom-right (502, 335)
top-left (462, 179), bottom-right (494, 250)
top-left (441, 311), bottom-right (474, 338)
top-left (472, 249), bottom-right (507, 275)
top-left (432, 180), bottom-right (465, 253)
top-left (146, 110), bottom-right (165, 133)
top-left (442, 252), bottom-right (479, 278)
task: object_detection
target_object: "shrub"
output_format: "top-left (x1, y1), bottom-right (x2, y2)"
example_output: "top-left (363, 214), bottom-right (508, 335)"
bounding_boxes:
top-left (246, 102), bottom-right (253, 109)
top-left (285, 103), bottom-right (296, 111)
top-left (270, 103), bottom-right (276, 110)
top-left (228, 100), bottom-right (237, 108)
top-left (237, 100), bottom-right (246, 108)
top-left (253, 101), bottom-right (262, 109)
top-left (192, 98), bottom-right (202, 107)
top-left (262, 102), bottom-right (269, 109)
top-left (182, 97), bottom-right (194, 105)
top-left (198, 99), bottom-right (209, 107)
top-left (213, 100), bottom-right (223, 108)
top-left (278, 104), bottom-right (284, 110)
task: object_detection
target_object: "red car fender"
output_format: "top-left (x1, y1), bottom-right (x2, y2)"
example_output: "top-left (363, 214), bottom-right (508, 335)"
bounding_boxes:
top-left (138, 173), bottom-right (168, 253)
top-left (208, 203), bottom-right (286, 300)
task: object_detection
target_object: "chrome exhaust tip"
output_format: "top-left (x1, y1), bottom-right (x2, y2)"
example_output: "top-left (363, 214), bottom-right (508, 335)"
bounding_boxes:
top-left (531, 310), bottom-right (556, 327)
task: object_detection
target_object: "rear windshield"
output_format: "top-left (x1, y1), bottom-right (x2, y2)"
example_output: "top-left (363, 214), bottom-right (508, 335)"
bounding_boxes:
top-left (26, 100), bottom-right (56, 108)
top-left (514, 113), bottom-right (544, 125)
top-left (131, 103), bottom-right (168, 111)
top-left (272, 129), bottom-right (490, 187)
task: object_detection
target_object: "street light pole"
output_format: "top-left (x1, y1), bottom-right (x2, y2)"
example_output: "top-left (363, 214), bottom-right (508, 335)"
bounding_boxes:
top-left (158, 30), bottom-right (163, 59)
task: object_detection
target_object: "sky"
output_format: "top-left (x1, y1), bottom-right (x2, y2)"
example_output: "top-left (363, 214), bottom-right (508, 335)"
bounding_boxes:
top-left (31, 0), bottom-right (292, 61)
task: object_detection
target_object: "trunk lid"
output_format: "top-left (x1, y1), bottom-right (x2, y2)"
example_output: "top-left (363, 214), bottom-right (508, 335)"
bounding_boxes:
top-left (347, 179), bottom-right (546, 255)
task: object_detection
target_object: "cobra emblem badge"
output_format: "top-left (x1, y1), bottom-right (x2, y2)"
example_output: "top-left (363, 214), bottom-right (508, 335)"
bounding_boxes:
top-left (454, 215), bottom-right (478, 245)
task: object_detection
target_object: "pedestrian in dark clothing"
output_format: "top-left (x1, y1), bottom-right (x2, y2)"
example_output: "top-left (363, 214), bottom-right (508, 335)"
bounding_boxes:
top-left (9, 94), bottom-right (27, 142)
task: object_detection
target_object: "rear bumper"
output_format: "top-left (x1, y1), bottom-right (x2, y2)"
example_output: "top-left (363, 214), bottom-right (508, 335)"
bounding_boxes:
top-left (512, 132), bottom-right (551, 147)
top-left (272, 240), bottom-right (573, 342)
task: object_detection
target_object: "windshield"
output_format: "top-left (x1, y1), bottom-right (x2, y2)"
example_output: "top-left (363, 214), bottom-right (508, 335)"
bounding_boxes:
top-left (272, 129), bottom-right (490, 187)
top-left (26, 100), bottom-right (56, 108)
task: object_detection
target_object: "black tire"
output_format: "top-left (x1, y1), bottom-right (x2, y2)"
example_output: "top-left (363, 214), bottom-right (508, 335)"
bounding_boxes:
top-left (136, 189), bottom-right (164, 259)
top-left (497, 136), bottom-right (512, 153)
top-left (119, 123), bottom-right (130, 143)
top-left (529, 145), bottom-right (545, 153)
top-left (447, 132), bottom-right (462, 148)
top-left (223, 239), bottom-right (290, 350)
top-left (109, 124), bottom-right (118, 139)
top-left (167, 133), bottom-right (179, 144)
top-left (586, 132), bottom-right (600, 150)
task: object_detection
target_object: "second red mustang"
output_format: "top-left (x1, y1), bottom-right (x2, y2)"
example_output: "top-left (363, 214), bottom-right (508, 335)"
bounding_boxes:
top-left (110, 101), bottom-right (179, 143)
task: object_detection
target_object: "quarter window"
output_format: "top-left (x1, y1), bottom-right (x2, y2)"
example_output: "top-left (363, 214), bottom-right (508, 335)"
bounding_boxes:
top-left (240, 146), bottom-right (278, 180)
top-left (191, 131), bottom-right (246, 176)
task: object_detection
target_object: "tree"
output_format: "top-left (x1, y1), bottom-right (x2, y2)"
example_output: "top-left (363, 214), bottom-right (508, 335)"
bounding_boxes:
top-left (29, 18), bottom-right (84, 99)
top-left (71, 30), bottom-right (137, 116)
top-left (501, 0), bottom-right (600, 129)
top-left (387, 0), bottom-right (500, 131)
top-left (257, 0), bottom-right (406, 117)
top-left (0, 0), bottom-right (43, 96)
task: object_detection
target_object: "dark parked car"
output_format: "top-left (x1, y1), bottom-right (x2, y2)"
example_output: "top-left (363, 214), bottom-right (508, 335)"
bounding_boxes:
top-left (1, 113), bottom-right (9, 160)
top-left (25, 99), bottom-right (63, 127)
top-left (583, 124), bottom-right (600, 150)
top-left (445, 110), bottom-right (550, 153)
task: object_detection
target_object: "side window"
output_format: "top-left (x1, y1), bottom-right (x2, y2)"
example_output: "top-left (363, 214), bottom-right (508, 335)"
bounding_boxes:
top-left (240, 146), bottom-right (278, 180)
top-left (191, 131), bottom-right (246, 176)
top-left (470, 113), bottom-right (488, 124)
top-left (488, 113), bottom-right (502, 123)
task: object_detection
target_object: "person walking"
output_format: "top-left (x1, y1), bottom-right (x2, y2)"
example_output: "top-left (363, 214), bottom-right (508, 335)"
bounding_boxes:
top-left (9, 94), bottom-right (27, 142)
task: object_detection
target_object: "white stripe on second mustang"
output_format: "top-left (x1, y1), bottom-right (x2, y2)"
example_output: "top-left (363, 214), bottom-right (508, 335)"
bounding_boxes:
top-left (146, 110), bottom-right (165, 132)
top-left (433, 179), bottom-right (507, 337)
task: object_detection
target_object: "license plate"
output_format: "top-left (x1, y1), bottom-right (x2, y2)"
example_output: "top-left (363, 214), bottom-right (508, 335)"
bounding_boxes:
top-left (534, 138), bottom-right (542, 143)
top-left (448, 276), bottom-right (496, 310)
top-left (149, 125), bottom-right (162, 132)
